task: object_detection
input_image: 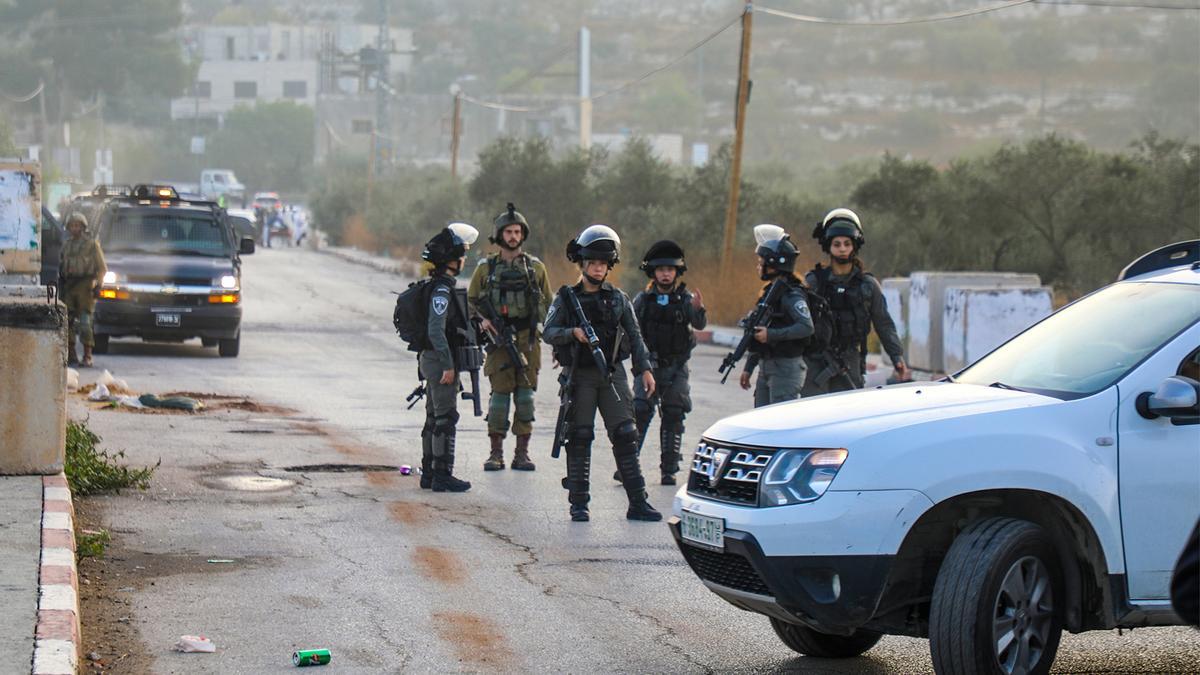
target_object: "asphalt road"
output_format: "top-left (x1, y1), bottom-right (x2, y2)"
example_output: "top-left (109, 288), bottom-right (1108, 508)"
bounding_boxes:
top-left (79, 247), bottom-right (1200, 674)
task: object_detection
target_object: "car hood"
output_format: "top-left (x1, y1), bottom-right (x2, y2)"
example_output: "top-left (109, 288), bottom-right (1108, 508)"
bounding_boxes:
top-left (703, 381), bottom-right (1060, 448)
top-left (105, 252), bottom-right (235, 281)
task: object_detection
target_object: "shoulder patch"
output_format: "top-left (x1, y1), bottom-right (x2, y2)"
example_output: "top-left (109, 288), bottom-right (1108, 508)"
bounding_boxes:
top-left (794, 300), bottom-right (811, 318)
top-left (432, 293), bottom-right (450, 316)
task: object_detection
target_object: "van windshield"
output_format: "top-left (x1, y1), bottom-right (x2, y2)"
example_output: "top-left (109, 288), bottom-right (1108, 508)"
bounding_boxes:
top-left (955, 282), bottom-right (1200, 398)
top-left (103, 212), bottom-right (231, 256)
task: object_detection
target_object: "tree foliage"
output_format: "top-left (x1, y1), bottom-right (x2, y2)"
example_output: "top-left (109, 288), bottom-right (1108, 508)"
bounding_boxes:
top-left (207, 101), bottom-right (316, 194)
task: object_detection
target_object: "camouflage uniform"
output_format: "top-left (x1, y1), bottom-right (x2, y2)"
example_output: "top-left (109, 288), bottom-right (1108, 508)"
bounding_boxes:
top-left (59, 234), bottom-right (107, 359)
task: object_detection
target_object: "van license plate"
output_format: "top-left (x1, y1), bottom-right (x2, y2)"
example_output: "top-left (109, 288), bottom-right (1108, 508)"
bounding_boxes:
top-left (156, 313), bottom-right (181, 327)
top-left (681, 511), bottom-right (724, 551)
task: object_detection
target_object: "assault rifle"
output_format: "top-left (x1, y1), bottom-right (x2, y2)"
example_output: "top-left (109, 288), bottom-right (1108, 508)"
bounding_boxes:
top-left (406, 382), bottom-right (426, 409)
top-left (452, 289), bottom-right (484, 417)
top-left (807, 349), bottom-right (855, 392)
top-left (476, 295), bottom-right (530, 387)
top-left (564, 286), bottom-right (612, 380)
top-left (718, 278), bottom-right (787, 384)
top-left (551, 343), bottom-right (579, 459)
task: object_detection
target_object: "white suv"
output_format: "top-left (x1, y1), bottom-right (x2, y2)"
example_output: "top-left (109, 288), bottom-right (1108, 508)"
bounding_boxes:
top-left (672, 242), bottom-right (1200, 674)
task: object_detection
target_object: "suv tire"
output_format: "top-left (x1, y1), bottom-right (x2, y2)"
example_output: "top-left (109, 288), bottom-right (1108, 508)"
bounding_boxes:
top-left (218, 334), bottom-right (240, 358)
top-left (930, 517), bottom-right (1063, 675)
top-left (93, 335), bottom-right (109, 354)
top-left (769, 618), bottom-right (882, 658)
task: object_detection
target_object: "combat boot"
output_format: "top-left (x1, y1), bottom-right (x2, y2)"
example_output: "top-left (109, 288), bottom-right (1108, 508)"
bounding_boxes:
top-left (419, 425), bottom-right (433, 489)
top-left (660, 424), bottom-right (684, 486)
top-left (483, 434), bottom-right (506, 471)
top-left (81, 345), bottom-right (93, 368)
top-left (563, 444), bottom-right (591, 522)
top-left (67, 342), bottom-right (79, 366)
top-left (510, 434), bottom-right (535, 471)
top-left (615, 447), bottom-right (663, 522)
top-left (431, 428), bottom-right (470, 492)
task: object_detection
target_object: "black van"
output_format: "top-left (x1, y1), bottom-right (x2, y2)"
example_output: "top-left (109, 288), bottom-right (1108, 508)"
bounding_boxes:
top-left (92, 185), bottom-right (254, 357)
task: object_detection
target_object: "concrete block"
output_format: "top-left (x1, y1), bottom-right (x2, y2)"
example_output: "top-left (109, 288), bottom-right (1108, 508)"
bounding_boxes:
top-left (943, 286), bottom-right (1053, 374)
top-left (881, 277), bottom-right (910, 362)
top-left (908, 272), bottom-right (1040, 372)
top-left (0, 296), bottom-right (66, 475)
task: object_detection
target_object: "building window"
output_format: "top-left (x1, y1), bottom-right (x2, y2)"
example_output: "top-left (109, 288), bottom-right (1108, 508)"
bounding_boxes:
top-left (351, 119), bottom-right (373, 135)
top-left (234, 81), bottom-right (257, 99)
top-left (225, 36), bottom-right (235, 60)
top-left (283, 81), bottom-right (307, 98)
top-left (194, 81), bottom-right (211, 98)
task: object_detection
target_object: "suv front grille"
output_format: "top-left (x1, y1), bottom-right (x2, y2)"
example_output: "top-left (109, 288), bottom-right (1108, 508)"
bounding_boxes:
top-left (687, 441), bottom-right (774, 506)
top-left (679, 545), bottom-right (773, 597)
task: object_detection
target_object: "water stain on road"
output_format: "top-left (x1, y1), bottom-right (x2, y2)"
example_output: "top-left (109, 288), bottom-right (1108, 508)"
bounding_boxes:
top-left (388, 500), bottom-right (432, 526)
top-left (412, 546), bottom-right (467, 585)
top-left (432, 611), bottom-right (514, 667)
top-left (366, 470), bottom-right (397, 487)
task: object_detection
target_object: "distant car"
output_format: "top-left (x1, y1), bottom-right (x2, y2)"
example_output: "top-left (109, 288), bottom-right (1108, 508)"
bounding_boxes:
top-left (252, 192), bottom-right (282, 212)
top-left (92, 185), bottom-right (255, 357)
top-left (671, 240), bottom-right (1200, 673)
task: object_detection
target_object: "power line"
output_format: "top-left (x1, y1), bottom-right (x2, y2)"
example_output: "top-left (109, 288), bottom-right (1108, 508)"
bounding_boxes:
top-left (0, 80), bottom-right (44, 103)
top-left (591, 13), bottom-right (741, 101)
top-left (459, 93), bottom-right (563, 113)
top-left (757, 0), bottom-right (1035, 26)
top-left (1035, 0), bottom-right (1199, 8)
top-left (500, 42), bottom-right (578, 94)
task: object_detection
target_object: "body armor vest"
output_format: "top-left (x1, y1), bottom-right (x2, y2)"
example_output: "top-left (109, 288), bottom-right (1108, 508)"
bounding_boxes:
top-left (485, 254), bottom-right (538, 322)
top-left (814, 267), bottom-right (870, 351)
top-left (749, 277), bottom-right (808, 359)
top-left (556, 286), bottom-right (630, 367)
top-left (638, 285), bottom-right (693, 362)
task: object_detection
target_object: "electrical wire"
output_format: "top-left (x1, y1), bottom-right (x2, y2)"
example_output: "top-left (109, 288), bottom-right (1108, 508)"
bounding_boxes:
top-left (459, 94), bottom-right (561, 113)
top-left (500, 42), bottom-right (578, 94)
top-left (0, 80), bottom-right (44, 103)
top-left (591, 13), bottom-right (741, 101)
top-left (757, 0), bottom-right (1035, 26)
top-left (1035, 0), bottom-right (1198, 8)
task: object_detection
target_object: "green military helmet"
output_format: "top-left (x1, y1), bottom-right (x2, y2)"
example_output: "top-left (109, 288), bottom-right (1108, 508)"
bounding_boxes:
top-left (65, 212), bottom-right (89, 232)
top-left (490, 202), bottom-right (529, 245)
top-left (640, 240), bottom-right (686, 278)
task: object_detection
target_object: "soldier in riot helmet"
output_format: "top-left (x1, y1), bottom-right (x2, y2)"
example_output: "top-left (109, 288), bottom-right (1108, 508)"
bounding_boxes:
top-left (621, 240), bottom-right (706, 486)
top-left (542, 225), bottom-right (662, 522)
top-left (416, 222), bottom-right (480, 492)
top-left (468, 203), bottom-right (553, 472)
top-left (738, 225), bottom-right (815, 407)
top-left (802, 208), bottom-right (908, 396)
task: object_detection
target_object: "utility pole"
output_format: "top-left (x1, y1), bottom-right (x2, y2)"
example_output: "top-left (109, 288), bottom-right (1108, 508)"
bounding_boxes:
top-left (373, 0), bottom-right (391, 173)
top-left (449, 90), bottom-right (462, 179)
top-left (578, 26), bottom-right (591, 150)
top-left (719, 4), bottom-right (753, 286)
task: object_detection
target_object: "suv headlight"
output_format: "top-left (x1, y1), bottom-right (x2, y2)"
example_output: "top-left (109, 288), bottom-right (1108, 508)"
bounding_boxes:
top-left (102, 271), bottom-right (119, 285)
top-left (759, 448), bottom-right (848, 507)
top-left (214, 274), bottom-right (238, 290)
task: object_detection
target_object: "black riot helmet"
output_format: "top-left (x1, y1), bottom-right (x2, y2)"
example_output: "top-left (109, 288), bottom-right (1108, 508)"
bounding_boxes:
top-left (639, 240), bottom-right (687, 278)
top-left (812, 208), bottom-right (865, 254)
top-left (422, 222), bottom-right (479, 266)
top-left (754, 224), bottom-right (799, 279)
top-left (566, 224), bottom-right (621, 265)
top-left (490, 202), bottom-right (529, 246)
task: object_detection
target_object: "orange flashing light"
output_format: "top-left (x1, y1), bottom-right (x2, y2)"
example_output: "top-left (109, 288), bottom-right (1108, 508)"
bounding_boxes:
top-left (208, 293), bottom-right (239, 304)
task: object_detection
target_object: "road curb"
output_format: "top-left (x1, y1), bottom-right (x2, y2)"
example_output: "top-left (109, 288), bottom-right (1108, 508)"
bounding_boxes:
top-left (32, 474), bottom-right (79, 675)
top-left (321, 245), bottom-right (418, 278)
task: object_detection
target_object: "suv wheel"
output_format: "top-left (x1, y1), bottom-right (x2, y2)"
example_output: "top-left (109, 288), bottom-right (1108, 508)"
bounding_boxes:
top-left (930, 517), bottom-right (1063, 675)
top-left (93, 335), bottom-right (109, 354)
top-left (769, 618), bottom-right (882, 658)
top-left (218, 334), bottom-right (240, 358)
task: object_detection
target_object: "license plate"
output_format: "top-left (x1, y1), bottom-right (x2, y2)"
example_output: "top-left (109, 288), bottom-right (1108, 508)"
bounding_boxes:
top-left (681, 510), bottom-right (725, 551)
top-left (156, 313), bottom-right (181, 327)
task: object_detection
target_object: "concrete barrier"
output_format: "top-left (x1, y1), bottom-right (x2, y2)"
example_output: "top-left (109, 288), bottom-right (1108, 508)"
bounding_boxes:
top-left (881, 277), bottom-right (910, 362)
top-left (908, 272), bottom-right (1041, 373)
top-left (0, 287), bottom-right (66, 474)
top-left (942, 286), bottom-right (1053, 374)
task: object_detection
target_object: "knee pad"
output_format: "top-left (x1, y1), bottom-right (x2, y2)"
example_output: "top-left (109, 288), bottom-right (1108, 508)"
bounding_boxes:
top-left (433, 410), bottom-right (459, 434)
top-left (609, 420), bottom-right (639, 447)
top-left (660, 406), bottom-right (686, 433)
top-left (514, 387), bottom-right (535, 423)
top-left (569, 426), bottom-right (595, 445)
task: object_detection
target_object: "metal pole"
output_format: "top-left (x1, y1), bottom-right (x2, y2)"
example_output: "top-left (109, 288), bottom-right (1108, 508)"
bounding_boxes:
top-left (719, 4), bottom-right (753, 286)
top-left (579, 26), bottom-right (591, 150)
top-left (450, 92), bottom-right (462, 179)
top-left (374, 0), bottom-right (391, 171)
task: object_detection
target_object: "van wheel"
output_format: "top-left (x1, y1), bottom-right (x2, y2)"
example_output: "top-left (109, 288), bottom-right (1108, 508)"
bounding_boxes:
top-left (218, 335), bottom-right (240, 357)
top-left (93, 335), bottom-right (109, 354)
top-left (930, 517), bottom-right (1063, 675)
top-left (769, 618), bottom-right (882, 658)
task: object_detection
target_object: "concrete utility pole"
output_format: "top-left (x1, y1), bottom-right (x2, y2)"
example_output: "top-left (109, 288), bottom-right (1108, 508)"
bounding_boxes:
top-left (450, 90), bottom-right (462, 179)
top-left (578, 26), bottom-right (592, 150)
top-left (719, 4), bottom-right (753, 286)
top-left (373, 0), bottom-right (391, 172)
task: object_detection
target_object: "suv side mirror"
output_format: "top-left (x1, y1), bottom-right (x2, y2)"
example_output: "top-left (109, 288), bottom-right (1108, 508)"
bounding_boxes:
top-left (239, 237), bottom-right (256, 255)
top-left (1136, 376), bottom-right (1200, 421)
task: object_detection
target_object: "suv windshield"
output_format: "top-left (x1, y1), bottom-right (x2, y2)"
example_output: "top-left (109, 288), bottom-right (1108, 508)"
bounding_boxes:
top-left (102, 212), bottom-right (231, 256)
top-left (956, 281), bottom-right (1200, 398)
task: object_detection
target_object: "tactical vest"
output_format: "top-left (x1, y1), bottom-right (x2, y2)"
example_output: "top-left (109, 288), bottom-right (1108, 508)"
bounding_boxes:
top-left (485, 254), bottom-right (539, 324)
top-left (431, 276), bottom-right (469, 352)
top-left (813, 266), bottom-right (871, 351)
top-left (749, 277), bottom-right (808, 359)
top-left (61, 238), bottom-right (100, 278)
top-left (637, 285), bottom-right (693, 363)
top-left (557, 285), bottom-right (630, 367)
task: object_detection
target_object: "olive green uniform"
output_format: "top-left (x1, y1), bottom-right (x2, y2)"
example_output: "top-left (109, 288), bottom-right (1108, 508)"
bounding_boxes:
top-left (59, 236), bottom-right (107, 348)
top-left (467, 253), bottom-right (552, 437)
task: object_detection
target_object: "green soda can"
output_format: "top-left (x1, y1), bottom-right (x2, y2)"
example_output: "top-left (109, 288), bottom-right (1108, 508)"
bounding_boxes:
top-left (293, 649), bottom-right (331, 667)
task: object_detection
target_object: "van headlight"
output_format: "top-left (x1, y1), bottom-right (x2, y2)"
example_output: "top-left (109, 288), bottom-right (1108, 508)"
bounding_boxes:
top-left (759, 448), bottom-right (848, 507)
top-left (102, 271), bottom-right (118, 285)
top-left (215, 275), bottom-right (238, 290)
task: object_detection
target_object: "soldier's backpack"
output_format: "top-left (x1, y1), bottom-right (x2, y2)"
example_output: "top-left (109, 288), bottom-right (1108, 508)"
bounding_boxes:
top-left (393, 279), bottom-right (433, 352)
